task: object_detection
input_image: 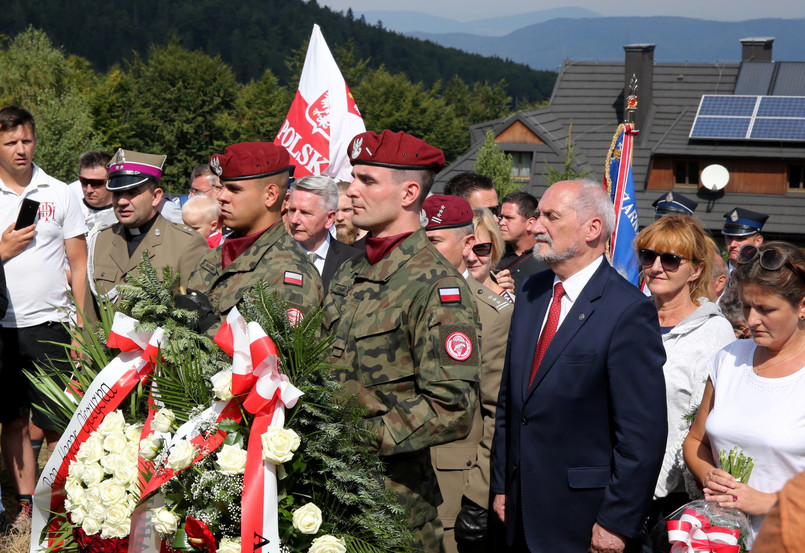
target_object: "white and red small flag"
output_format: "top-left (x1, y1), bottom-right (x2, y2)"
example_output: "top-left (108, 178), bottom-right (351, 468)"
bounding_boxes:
top-left (274, 24), bottom-right (366, 182)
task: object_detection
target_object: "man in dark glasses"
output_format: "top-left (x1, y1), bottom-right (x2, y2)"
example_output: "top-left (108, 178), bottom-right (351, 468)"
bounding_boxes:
top-left (722, 207), bottom-right (768, 272)
top-left (422, 194), bottom-right (512, 553)
top-left (74, 150), bottom-right (117, 234)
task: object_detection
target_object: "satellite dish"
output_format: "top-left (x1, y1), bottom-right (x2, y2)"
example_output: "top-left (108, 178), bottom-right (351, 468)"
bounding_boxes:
top-left (701, 164), bottom-right (729, 191)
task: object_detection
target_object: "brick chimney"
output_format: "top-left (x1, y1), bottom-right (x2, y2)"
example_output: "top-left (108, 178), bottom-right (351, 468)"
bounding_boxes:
top-left (623, 44), bottom-right (655, 132)
top-left (740, 37), bottom-right (774, 62)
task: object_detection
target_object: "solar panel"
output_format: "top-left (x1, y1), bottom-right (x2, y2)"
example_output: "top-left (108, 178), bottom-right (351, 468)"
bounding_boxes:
top-left (689, 95), bottom-right (805, 142)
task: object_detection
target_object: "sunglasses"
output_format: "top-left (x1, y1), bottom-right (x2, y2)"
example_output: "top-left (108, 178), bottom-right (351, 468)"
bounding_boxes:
top-left (638, 249), bottom-right (689, 272)
top-left (79, 177), bottom-right (108, 188)
top-left (486, 204), bottom-right (502, 217)
top-left (736, 245), bottom-right (805, 280)
top-left (472, 242), bottom-right (493, 256)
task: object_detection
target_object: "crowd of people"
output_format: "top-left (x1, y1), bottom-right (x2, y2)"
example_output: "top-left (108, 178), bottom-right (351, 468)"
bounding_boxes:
top-left (0, 101), bottom-right (803, 553)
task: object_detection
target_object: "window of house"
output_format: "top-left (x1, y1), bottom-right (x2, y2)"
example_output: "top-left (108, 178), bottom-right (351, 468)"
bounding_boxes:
top-left (673, 160), bottom-right (700, 185)
top-left (508, 152), bottom-right (532, 179)
top-left (788, 165), bottom-right (805, 190)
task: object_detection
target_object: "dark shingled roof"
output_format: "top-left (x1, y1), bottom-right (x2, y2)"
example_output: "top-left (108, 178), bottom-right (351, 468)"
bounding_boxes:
top-left (437, 50), bottom-right (805, 241)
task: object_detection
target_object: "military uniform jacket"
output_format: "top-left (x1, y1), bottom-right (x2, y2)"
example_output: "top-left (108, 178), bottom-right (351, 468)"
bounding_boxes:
top-left (431, 274), bottom-right (513, 531)
top-left (85, 214), bottom-right (208, 318)
top-left (323, 229), bottom-right (481, 529)
top-left (187, 221), bottom-right (323, 323)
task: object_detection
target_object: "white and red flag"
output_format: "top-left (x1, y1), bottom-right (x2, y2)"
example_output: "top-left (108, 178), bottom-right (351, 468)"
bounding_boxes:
top-left (274, 24), bottom-right (366, 182)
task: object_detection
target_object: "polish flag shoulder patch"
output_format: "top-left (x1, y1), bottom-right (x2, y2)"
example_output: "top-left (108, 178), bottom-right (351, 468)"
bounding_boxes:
top-left (284, 271), bottom-right (303, 287)
top-left (439, 287), bottom-right (461, 303)
top-left (445, 331), bottom-right (473, 361)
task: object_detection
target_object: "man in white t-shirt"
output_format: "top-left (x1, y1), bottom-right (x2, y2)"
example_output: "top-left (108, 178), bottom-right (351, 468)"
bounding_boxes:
top-left (0, 105), bottom-right (88, 530)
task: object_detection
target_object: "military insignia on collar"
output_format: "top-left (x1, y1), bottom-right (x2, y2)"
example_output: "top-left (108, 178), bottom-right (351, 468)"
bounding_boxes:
top-left (286, 308), bottom-right (303, 326)
top-left (666, 192), bottom-right (674, 202)
top-left (445, 331), bottom-right (472, 361)
top-left (283, 271), bottom-right (303, 287)
top-left (351, 137), bottom-right (363, 160)
top-left (439, 287), bottom-right (461, 303)
top-left (210, 156), bottom-right (222, 176)
top-left (730, 210), bottom-right (739, 222)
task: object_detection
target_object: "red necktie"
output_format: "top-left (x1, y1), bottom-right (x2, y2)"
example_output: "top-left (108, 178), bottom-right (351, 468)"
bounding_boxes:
top-left (529, 282), bottom-right (565, 388)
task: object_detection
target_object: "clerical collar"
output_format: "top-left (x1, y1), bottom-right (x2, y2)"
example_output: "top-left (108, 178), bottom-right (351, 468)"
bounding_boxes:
top-left (124, 214), bottom-right (159, 257)
top-left (365, 232), bottom-right (413, 265)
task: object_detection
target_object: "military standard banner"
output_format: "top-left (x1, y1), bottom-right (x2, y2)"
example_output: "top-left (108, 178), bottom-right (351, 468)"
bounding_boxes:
top-left (274, 24), bottom-right (366, 182)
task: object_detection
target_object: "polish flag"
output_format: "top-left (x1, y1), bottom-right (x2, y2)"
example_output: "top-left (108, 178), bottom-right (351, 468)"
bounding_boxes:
top-left (274, 24), bottom-right (366, 183)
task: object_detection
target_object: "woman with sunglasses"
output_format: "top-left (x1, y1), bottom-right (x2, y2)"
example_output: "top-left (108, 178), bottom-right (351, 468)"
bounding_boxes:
top-left (467, 208), bottom-right (515, 303)
top-left (684, 241), bottom-right (805, 539)
top-left (634, 215), bottom-right (736, 528)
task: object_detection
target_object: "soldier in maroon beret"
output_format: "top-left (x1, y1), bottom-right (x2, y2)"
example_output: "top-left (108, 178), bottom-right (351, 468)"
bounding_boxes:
top-left (322, 131), bottom-right (481, 552)
top-left (187, 142), bottom-right (323, 333)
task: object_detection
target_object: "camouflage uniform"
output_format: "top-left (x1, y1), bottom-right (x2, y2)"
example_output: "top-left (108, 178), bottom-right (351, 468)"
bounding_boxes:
top-left (187, 222), bottom-right (323, 328)
top-left (323, 229), bottom-right (481, 552)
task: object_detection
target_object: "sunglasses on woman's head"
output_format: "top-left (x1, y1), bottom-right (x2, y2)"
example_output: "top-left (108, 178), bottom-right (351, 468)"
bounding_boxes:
top-left (737, 245), bottom-right (805, 280)
top-left (638, 249), bottom-right (689, 272)
top-left (472, 242), bottom-right (493, 256)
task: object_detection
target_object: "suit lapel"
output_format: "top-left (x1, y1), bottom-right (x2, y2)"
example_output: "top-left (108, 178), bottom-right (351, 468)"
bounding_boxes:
top-left (525, 260), bottom-right (610, 398)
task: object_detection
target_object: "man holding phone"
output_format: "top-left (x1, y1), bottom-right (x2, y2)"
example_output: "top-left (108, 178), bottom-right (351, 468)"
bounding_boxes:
top-left (0, 105), bottom-right (88, 531)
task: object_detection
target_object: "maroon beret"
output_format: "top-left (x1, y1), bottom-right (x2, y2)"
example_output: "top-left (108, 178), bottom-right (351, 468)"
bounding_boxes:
top-left (423, 194), bottom-right (473, 230)
top-left (348, 130), bottom-right (445, 172)
top-left (209, 142), bottom-right (290, 181)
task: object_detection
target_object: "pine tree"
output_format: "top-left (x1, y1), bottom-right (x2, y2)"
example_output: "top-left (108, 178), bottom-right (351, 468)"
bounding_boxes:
top-left (475, 130), bottom-right (519, 197)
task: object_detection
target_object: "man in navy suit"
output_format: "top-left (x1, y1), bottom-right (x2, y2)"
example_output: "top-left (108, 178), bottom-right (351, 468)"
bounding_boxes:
top-left (491, 180), bottom-right (667, 553)
top-left (287, 175), bottom-right (360, 293)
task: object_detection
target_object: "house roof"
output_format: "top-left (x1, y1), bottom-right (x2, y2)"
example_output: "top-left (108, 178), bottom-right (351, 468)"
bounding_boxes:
top-left (436, 51), bottom-right (805, 239)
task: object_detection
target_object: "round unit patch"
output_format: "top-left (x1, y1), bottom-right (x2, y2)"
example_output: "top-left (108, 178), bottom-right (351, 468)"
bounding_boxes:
top-left (286, 308), bottom-right (303, 327)
top-left (445, 331), bottom-right (473, 361)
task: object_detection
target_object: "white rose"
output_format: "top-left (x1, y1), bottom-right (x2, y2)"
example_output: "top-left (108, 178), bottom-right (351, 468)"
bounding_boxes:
top-left (309, 535), bottom-right (346, 553)
top-left (261, 427), bottom-right (301, 464)
top-left (292, 502), bottom-right (322, 534)
top-left (124, 423), bottom-right (143, 442)
top-left (211, 370), bottom-right (234, 401)
top-left (140, 434), bottom-right (163, 461)
top-left (98, 479), bottom-right (128, 505)
top-left (152, 408), bottom-right (176, 433)
top-left (216, 444), bottom-right (247, 475)
top-left (81, 462), bottom-right (105, 486)
top-left (77, 436), bottom-right (105, 464)
top-left (100, 453), bottom-right (125, 475)
top-left (218, 538), bottom-right (241, 553)
top-left (151, 507), bottom-right (180, 535)
top-left (101, 519), bottom-right (130, 539)
top-left (98, 411), bottom-right (126, 435)
top-left (104, 503), bottom-right (131, 526)
top-left (114, 460), bottom-right (139, 485)
top-left (88, 502), bottom-right (106, 524)
top-left (68, 460), bottom-right (85, 480)
top-left (103, 431), bottom-right (129, 454)
top-left (166, 440), bottom-right (197, 470)
top-left (123, 442), bottom-right (140, 465)
top-left (70, 505), bottom-right (87, 525)
top-left (81, 516), bottom-right (101, 536)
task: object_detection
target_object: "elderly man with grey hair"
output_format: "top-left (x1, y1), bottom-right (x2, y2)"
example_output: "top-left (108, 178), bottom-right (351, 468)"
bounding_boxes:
top-left (288, 175), bottom-right (360, 292)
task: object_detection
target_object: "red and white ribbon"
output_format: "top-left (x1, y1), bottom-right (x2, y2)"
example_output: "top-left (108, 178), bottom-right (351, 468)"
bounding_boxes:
top-left (215, 307), bottom-right (303, 553)
top-left (31, 313), bottom-right (165, 553)
top-left (667, 508), bottom-right (741, 553)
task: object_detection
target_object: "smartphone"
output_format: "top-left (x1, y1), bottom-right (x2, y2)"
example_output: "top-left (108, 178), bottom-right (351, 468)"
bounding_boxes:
top-left (15, 198), bottom-right (40, 230)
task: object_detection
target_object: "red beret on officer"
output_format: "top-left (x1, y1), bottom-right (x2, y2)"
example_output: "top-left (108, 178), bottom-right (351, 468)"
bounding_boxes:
top-left (422, 194), bottom-right (474, 230)
top-left (209, 142), bottom-right (290, 181)
top-left (348, 130), bottom-right (445, 172)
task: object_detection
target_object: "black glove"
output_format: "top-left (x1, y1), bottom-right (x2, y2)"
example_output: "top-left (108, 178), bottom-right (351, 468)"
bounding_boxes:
top-left (455, 496), bottom-right (489, 552)
top-left (173, 289), bottom-right (218, 334)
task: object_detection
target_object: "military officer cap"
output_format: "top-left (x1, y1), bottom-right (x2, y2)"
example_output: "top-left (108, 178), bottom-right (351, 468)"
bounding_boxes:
top-left (652, 191), bottom-right (698, 218)
top-left (107, 148), bottom-right (166, 191)
top-left (722, 207), bottom-right (768, 236)
top-left (209, 142), bottom-right (290, 181)
top-left (348, 130), bottom-right (445, 172)
top-left (423, 194), bottom-right (473, 230)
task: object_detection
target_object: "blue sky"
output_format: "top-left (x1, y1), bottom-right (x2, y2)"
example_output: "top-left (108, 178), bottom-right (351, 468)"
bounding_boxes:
top-left (317, 0), bottom-right (805, 22)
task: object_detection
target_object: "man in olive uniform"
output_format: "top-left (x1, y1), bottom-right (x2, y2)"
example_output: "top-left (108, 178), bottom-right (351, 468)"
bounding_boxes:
top-left (187, 142), bottom-right (323, 328)
top-left (322, 130), bottom-right (481, 552)
top-left (85, 149), bottom-right (208, 322)
top-left (423, 195), bottom-right (513, 553)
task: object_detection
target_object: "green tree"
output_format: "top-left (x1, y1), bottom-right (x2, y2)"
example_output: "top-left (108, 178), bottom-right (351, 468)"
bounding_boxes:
top-left (219, 68), bottom-right (292, 144)
top-left (91, 40), bottom-right (240, 192)
top-left (544, 123), bottom-right (590, 185)
top-left (0, 27), bottom-right (97, 181)
top-left (474, 130), bottom-right (518, 197)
